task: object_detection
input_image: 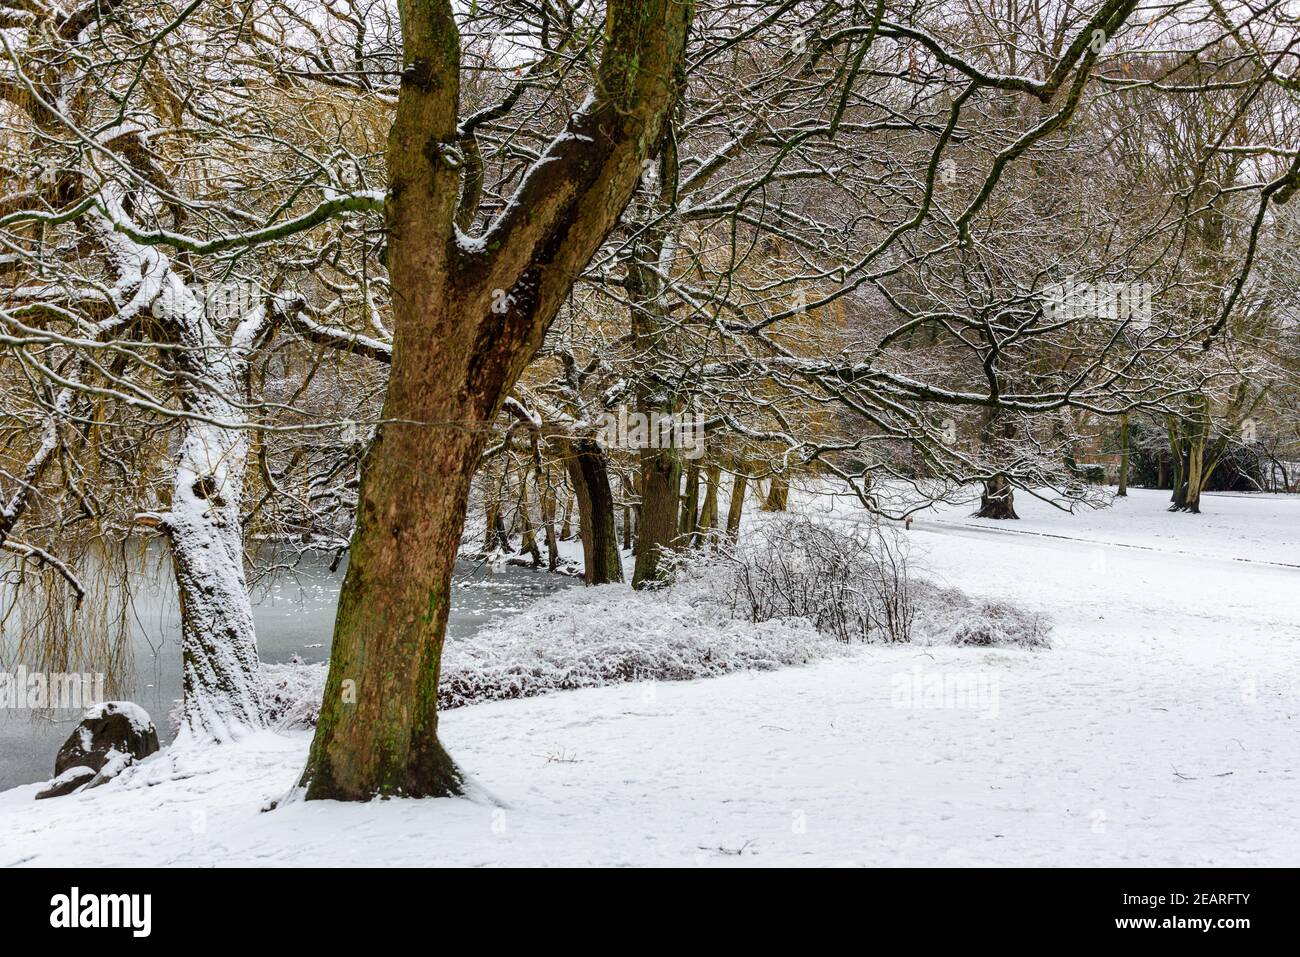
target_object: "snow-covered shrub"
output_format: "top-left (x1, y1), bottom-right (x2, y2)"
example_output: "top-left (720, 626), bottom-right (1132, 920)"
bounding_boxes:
top-left (694, 515), bottom-right (915, 643)
top-left (911, 583), bottom-right (1052, 649)
top-left (263, 657), bottom-right (328, 729)
top-left (670, 515), bottom-right (1051, 649)
top-left (440, 585), bottom-right (840, 707)
top-left (262, 584), bottom-right (843, 728)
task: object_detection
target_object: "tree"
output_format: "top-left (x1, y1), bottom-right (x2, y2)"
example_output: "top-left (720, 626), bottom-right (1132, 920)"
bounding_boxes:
top-left (0, 0), bottom-right (388, 738)
top-left (300, 0), bottom-right (693, 800)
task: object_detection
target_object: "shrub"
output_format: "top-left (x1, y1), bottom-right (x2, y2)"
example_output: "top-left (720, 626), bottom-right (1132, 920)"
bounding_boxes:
top-left (684, 516), bottom-right (916, 643)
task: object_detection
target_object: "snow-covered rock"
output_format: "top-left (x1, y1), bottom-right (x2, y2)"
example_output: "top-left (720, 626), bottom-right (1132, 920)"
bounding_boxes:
top-left (36, 702), bottom-right (159, 800)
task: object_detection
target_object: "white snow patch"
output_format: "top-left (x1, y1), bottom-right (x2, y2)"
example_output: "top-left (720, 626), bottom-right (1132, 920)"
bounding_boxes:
top-left (2, 486), bottom-right (1296, 866)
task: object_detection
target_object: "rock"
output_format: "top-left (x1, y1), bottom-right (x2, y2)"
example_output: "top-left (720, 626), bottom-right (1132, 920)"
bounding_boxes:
top-left (35, 765), bottom-right (95, 800)
top-left (36, 702), bottom-right (160, 799)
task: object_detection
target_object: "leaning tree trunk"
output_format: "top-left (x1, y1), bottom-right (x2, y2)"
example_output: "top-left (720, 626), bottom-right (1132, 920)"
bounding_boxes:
top-left (977, 474), bottom-right (1019, 519)
top-left (563, 437), bottom-right (624, 585)
top-left (301, 0), bottom-right (690, 800)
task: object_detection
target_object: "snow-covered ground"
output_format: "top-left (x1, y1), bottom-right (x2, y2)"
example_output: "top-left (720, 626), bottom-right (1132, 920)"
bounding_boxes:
top-left (2, 487), bottom-right (1297, 866)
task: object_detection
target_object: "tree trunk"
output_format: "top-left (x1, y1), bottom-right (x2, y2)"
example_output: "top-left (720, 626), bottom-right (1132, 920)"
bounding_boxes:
top-left (517, 481), bottom-right (542, 567)
top-left (301, 0), bottom-right (689, 800)
top-left (152, 265), bottom-right (269, 742)
top-left (483, 462), bottom-right (511, 553)
top-left (563, 438), bottom-right (624, 585)
top-left (679, 462), bottom-right (701, 538)
top-left (626, 131), bottom-right (684, 589)
top-left (976, 474), bottom-right (1019, 519)
top-left (725, 465), bottom-right (748, 540)
top-left (695, 462), bottom-right (720, 546)
top-left (761, 474), bottom-right (789, 511)
top-left (560, 493), bottom-right (575, 540)
top-left (632, 444), bottom-right (681, 588)
top-left (1169, 398), bottom-right (1216, 514)
top-left (90, 197), bottom-right (270, 742)
top-left (976, 407), bottom-right (1019, 519)
top-left (537, 467), bottom-right (560, 572)
top-left (167, 402), bottom-right (265, 741)
top-left (1117, 413), bottom-right (1130, 496)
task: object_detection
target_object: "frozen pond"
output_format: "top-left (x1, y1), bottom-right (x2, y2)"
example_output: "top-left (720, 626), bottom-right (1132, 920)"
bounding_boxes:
top-left (0, 551), bottom-right (573, 791)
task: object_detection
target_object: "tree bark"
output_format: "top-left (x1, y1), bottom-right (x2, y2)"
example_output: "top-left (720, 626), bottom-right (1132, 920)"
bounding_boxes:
top-left (563, 438), bottom-right (624, 584)
top-left (626, 134), bottom-right (685, 589)
top-left (167, 356), bottom-right (265, 741)
top-left (976, 474), bottom-right (1019, 519)
top-left (761, 474), bottom-right (789, 512)
top-left (679, 461), bottom-right (701, 538)
top-left (695, 462), bottom-right (720, 546)
top-left (301, 0), bottom-right (690, 800)
top-left (725, 465), bottom-right (748, 540)
top-left (483, 461), bottom-right (510, 553)
top-left (1168, 398), bottom-right (1222, 514)
top-left (632, 443), bottom-right (681, 588)
top-left (560, 493), bottom-right (575, 540)
top-left (535, 462), bottom-right (560, 572)
top-left (622, 478), bottom-right (634, 552)
top-left (1117, 413), bottom-right (1130, 496)
top-left (517, 481), bottom-right (542, 567)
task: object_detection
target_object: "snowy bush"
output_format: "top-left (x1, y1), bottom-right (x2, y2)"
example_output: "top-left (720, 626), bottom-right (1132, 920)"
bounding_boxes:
top-left (687, 516), bottom-right (916, 643)
top-left (439, 585), bottom-right (841, 708)
top-left (911, 583), bottom-right (1052, 649)
top-left (263, 657), bottom-right (328, 729)
top-left (262, 585), bottom-right (843, 729)
top-left (671, 515), bottom-right (1051, 649)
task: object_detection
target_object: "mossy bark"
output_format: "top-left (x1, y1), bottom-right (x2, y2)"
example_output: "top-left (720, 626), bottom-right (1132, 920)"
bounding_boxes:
top-left (301, 0), bottom-right (691, 800)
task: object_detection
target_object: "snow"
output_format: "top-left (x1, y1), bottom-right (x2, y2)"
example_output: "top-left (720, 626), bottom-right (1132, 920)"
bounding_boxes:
top-left (81, 701), bottom-right (155, 735)
top-left (904, 485), bottom-right (1300, 568)
top-left (1, 487), bottom-right (1297, 866)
